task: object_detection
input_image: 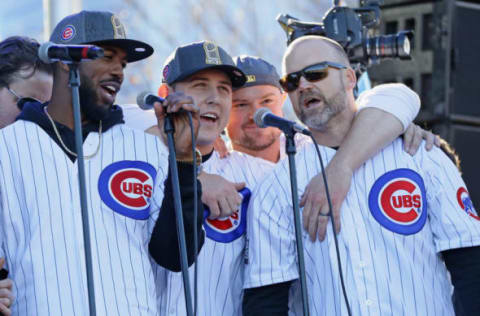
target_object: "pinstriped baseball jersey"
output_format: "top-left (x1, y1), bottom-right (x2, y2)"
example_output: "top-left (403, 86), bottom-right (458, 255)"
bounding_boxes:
top-left (244, 138), bottom-right (480, 316)
top-left (158, 150), bottom-right (274, 316)
top-left (0, 121), bottom-right (169, 316)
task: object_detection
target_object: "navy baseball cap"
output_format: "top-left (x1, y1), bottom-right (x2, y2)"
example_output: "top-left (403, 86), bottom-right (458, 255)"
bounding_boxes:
top-left (233, 55), bottom-right (282, 90)
top-left (50, 10), bottom-right (153, 63)
top-left (162, 41), bottom-right (246, 88)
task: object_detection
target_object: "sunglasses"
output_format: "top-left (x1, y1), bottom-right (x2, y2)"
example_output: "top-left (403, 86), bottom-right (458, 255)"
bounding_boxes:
top-left (279, 61), bottom-right (347, 92)
top-left (6, 86), bottom-right (41, 110)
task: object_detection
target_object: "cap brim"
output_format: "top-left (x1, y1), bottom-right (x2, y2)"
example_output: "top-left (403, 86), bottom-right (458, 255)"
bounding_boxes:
top-left (174, 65), bottom-right (246, 88)
top-left (89, 39), bottom-right (153, 63)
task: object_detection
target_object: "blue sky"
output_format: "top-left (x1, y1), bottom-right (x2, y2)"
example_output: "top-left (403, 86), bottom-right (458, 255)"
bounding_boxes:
top-left (0, 0), bottom-right (356, 105)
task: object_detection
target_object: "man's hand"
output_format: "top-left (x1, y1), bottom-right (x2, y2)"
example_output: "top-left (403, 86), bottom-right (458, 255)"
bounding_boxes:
top-left (300, 159), bottom-right (353, 242)
top-left (403, 123), bottom-right (441, 155)
top-left (154, 92), bottom-right (200, 159)
top-left (198, 172), bottom-right (245, 219)
top-left (213, 136), bottom-right (230, 159)
top-left (0, 258), bottom-right (13, 316)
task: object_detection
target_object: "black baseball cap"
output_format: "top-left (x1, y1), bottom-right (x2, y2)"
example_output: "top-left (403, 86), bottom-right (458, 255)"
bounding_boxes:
top-left (233, 55), bottom-right (282, 90)
top-left (162, 41), bottom-right (246, 88)
top-left (50, 10), bottom-right (153, 63)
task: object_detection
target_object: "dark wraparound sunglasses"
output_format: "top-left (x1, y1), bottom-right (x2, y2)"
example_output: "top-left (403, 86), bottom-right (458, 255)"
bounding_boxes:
top-left (279, 61), bottom-right (347, 92)
top-left (6, 86), bottom-right (41, 110)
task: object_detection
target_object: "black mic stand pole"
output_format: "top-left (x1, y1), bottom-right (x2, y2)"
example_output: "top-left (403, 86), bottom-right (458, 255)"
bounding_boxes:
top-left (68, 62), bottom-right (97, 316)
top-left (285, 129), bottom-right (310, 316)
top-left (163, 114), bottom-right (194, 316)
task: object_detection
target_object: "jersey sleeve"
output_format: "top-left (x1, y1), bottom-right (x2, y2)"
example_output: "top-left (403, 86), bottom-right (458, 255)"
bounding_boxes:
top-left (244, 164), bottom-right (299, 289)
top-left (415, 145), bottom-right (480, 252)
top-left (357, 83), bottom-right (420, 131)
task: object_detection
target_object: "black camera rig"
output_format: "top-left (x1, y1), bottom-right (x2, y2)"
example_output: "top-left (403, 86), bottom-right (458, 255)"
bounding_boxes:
top-left (277, 0), bottom-right (413, 72)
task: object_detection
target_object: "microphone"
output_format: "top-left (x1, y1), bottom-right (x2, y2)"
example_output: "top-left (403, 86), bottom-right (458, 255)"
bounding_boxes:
top-left (137, 91), bottom-right (165, 110)
top-left (254, 108), bottom-right (311, 136)
top-left (38, 42), bottom-right (104, 64)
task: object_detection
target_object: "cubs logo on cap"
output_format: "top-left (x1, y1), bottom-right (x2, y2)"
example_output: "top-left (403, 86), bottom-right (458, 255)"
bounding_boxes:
top-left (98, 161), bottom-right (157, 220)
top-left (162, 65), bottom-right (169, 82)
top-left (368, 168), bottom-right (427, 235)
top-left (61, 25), bottom-right (76, 41)
top-left (203, 188), bottom-right (251, 243)
top-left (456, 187), bottom-right (479, 220)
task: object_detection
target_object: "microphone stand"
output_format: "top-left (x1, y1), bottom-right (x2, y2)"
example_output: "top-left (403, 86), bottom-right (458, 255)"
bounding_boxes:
top-left (68, 62), bottom-right (97, 315)
top-left (163, 114), bottom-right (194, 316)
top-left (284, 129), bottom-right (310, 316)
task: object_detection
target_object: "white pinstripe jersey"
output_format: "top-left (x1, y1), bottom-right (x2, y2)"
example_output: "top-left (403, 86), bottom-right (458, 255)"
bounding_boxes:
top-left (244, 138), bottom-right (480, 316)
top-left (158, 150), bottom-right (274, 316)
top-left (0, 120), bottom-right (170, 316)
top-left (279, 133), bottom-right (311, 160)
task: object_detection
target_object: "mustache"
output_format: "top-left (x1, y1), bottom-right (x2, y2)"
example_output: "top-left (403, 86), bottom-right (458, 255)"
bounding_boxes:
top-left (99, 77), bottom-right (123, 85)
top-left (241, 120), bottom-right (259, 129)
top-left (299, 90), bottom-right (326, 105)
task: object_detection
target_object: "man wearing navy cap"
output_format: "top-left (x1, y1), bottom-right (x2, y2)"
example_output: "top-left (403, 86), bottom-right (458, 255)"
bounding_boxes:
top-left (153, 40), bottom-right (277, 316)
top-left (0, 11), bottom-right (204, 316)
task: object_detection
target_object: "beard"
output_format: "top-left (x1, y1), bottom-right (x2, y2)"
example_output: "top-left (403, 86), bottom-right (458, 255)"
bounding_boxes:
top-left (233, 126), bottom-right (280, 151)
top-left (79, 74), bottom-right (112, 122)
top-left (297, 83), bottom-right (347, 131)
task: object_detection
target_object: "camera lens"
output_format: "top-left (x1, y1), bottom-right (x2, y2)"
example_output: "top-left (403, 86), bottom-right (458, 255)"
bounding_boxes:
top-left (366, 30), bottom-right (413, 60)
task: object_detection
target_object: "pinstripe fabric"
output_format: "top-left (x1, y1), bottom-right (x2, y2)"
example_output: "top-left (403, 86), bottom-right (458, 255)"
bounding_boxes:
top-left (158, 150), bottom-right (274, 316)
top-left (244, 138), bottom-right (480, 316)
top-left (0, 121), bottom-right (169, 316)
top-left (279, 133), bottom-right (312, 160)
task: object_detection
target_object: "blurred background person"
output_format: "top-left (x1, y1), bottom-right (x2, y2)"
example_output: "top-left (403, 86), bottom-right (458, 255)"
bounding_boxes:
top-left (0, 36), bottom-right (53, 128)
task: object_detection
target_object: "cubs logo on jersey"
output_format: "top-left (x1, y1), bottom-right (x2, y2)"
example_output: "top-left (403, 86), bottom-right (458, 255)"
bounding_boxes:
top-left (368, 168), bottom-right (427, 235)
top-left (98, 160), bottom-right (157, 220)
top-left (203, 187), bottom-right (251, 243)
top-left (456, 187), bottom-right (479, 220)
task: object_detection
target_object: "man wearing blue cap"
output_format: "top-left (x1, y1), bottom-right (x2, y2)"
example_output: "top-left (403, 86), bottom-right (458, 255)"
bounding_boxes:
top-left (151, 40), bottom-right (262, 316)
top-left (0, 11), bottom-right (204, 316)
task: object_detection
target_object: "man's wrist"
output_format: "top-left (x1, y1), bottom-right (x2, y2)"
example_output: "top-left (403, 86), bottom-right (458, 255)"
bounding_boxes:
top-left (329, 151), bottom-right (354, 172)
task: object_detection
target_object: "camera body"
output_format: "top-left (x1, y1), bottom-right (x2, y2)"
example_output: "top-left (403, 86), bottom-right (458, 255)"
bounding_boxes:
top-left (277, 0), bottom-right (413, 72)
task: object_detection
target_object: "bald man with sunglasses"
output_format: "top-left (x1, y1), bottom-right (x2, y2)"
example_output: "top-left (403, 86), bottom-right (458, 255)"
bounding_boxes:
top-left (243, 35), bottom-right (480, 316)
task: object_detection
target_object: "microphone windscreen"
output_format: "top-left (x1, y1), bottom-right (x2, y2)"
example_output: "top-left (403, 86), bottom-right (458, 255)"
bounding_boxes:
top-left (136, 91), bottom-right (152, 110)
top-left (38, 42), bottom-right (54, 64)
top-left (253, 108), bottom-right (271, 128)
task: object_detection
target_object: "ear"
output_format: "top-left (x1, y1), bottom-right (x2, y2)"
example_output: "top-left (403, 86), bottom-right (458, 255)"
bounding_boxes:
top-left (280, 90), bottom-right (288, 105)
top-left (157, 83), bottom-right (170, 98)
top-left (344, 67), bottom-right (357, 91)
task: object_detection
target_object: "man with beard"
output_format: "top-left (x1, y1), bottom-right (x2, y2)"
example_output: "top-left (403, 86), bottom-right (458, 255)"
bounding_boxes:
top-left (225, 55), bottom-right (438, 244)
top-left (0, 11), bottom-right (204, 316)
top-left (243, 36), bottom-right (480, 315)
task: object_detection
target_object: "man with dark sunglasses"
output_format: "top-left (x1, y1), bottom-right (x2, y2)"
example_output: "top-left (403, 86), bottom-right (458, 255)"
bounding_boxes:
top-left (244, 36), bottom-right (480, 315)
top-left (0, 35), bottom-right (53, 315)
top-left (0, 36), bottom-right (53, 129)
